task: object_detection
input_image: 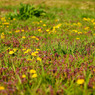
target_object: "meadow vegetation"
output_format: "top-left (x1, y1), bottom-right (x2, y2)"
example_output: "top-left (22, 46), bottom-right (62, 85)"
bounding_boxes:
top-left (0, 0), bottom-right (95, 95)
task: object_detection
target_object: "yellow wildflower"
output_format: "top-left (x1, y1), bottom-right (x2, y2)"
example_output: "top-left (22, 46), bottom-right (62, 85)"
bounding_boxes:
top-left (31, 36), bottom-right (36, 39)
top-left (13, 18), bottom-right (16, 20)
top-left (22, 36), bottom-right (26, 39)
top-left (31, 74), bottom-right (37, 78)
top-left (93, 34), bottom-right (95, 36)
top-left (3, 22), bottom-right (9, 25)
top-left (77, 22), bottom-right (82, 26)
top-left (30, 69), bottom-right (36, 74)
top-left (6, 47), bottom-right (10, 51)
top-left (9, 51), bottom-right (14, 54)
top-left (15, 30), bottom-right (20, 33)
top-left (31, 52), bottom-right (36, 56)
top-left (76, 79), bottom-right (84, 84)
top-left (48, 32), bottom-right (51, 34)
top-left (21, 30), bottom-right (24, 32)
top-left (0, 86), bottom-right (5, 90)
top-left (93, 22), bottom-right (95, 25)
top-left (13, 48), bottom-right (18, 52)
top-left (72, 30), bottom-right (78, 33)
top-left (35, 51), bottom-right (39, 54)
top-left (27, 58), bottom-right (32, 61)
top-left (22, 48), bottom-right (26, 51)
top-left (93, 86), bottom-right (95, 89)
top-left (84, 32), bottom-right (87, 34)
top-left (1, 33), bottom-right (5, 39)
top-left (73, 23), bottom-right (77, 26)
top-left (38, 29), bottom-right (42, 32)
top-left (84, 27), bottom-right (89, 30)
top-left (40, 20), bottom-right (42, 23)
top-left (9, 31), bottom-right (12, 33)
top-left (37, 57), bottom-right (42, 61)
top-left (76, 38), bottom-right (80, 40)
top-left (78, 32), bottom-right (82, 34)
top-left (36, 48), bottom-right (40, 51)
top-left (91, 19), bottom-right (94, 23)
top-left (37, 22), bottom-right (39, 24)
top-left (43, 24), bottom-right (46, 26)
top-left (22, 74), bottom-right (26, 78)
top-left (27, 49), bottom-right (31, 52)
top-left (55, 23), bottom-right (62, 28)
top-left (83, 18), bottom-right (87, 21)
top-left (36, 38), bottom-right (39, 40)
top-left (46, 29), bottom-right (50, 32)
top-left (24, 49), bottom-right (31, 54)
top-left (55, 19), bottom-right (59, 22)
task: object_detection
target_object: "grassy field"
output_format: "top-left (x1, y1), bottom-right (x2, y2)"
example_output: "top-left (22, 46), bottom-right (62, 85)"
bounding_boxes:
top-left (0, 0), bottom-right (95, 95)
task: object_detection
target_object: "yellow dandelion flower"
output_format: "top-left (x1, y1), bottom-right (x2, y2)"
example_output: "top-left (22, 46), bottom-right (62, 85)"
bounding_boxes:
top-left (73, 23), bottom-right (77, 26)
top-left (76, 38), bottom-right (80, 40)
top-left (43, 24), bottom-right (46, 26)
top-left (91, 19), bottom-right (94, 23)
top-left (13, 48), bottom-right (18, 52)
top-left (27, 49), bottom-right (31, 52)
top-left (72, 30), bottom-right (78, 33)
top-left (30, 69), bottom-right (36, 74)
top-left (31, 36), bottom-right (36, 39)
top-left (9, 31), bottom-right (12, 33)
top-left (27, 58), bottom-right (32, 61)
top-left (83, 18), bottom-right (87, 21)
top-left (48, 32), bottom-right (51, 34)
top-left (13, 18), bottom-right (16, 20)
top-left (31, 52), bottom-right (36, 56)
top-left (22, 48), bottom-right (26, 51)
top-left (1, 33), bottom-right (4, 35)
top-left (38, 29), bottom-right (42, 32)
top-left (93, 22), bottom-right (95, 25)
top-left (93, 34), bottom-right (95, 36)
top-left (84, 32), bottom-right (87, 34)
top-left (55, 23), bottom-right (62, 28)
top-left (55, 19), bottom-right (59, 22)
top-left (31, 74), bottom-right (37, 78)
top-left (93, 86), bottom-right (95, 89)
top-left (93, 68), bottom-right (95, 72)
top-left (77, 22), bottom-right (82, 26)
top-left (1, 35), bottom-right (5, 39)
top-left (46, 29), bottom-right (50, 32)
top-left (76, 79), bottom-right (84, 84)
top-left (24, 50), bottom-right (29, 54)
top-left (0, 86), bottom-right (5, 90)
top-left (78, 32), bottom-right (82, 34)
top-left (21, 30), bottom-right (24, 32)
top-left (37, 57), bottom-right (42, 61)
top-left (36, 38), bottom-right (39, 40)
top-left (15, 30), bottom-right (20, 33)
top-left (40, 20), bottom-right (42, 23)
top-left (37, 22), bottom-right (39, 24)
top-left (22, 74), bottom-right (26, 78)
top-left (9, 51), bottom-right (14, 54)
top-left (36, 48), bottom-right (40, 51)
top-left (35, 51), bottom-right (39, 54)
top-left (22, 36), bottom-right (25, 38)
top-left (3, 22), bottom-right (9, 25)
top-left (84, 27), bottom-right (89, 30)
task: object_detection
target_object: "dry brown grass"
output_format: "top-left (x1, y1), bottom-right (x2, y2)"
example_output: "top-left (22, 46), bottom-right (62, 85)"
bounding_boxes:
top-left (0, 0), bottom-right (95, 10)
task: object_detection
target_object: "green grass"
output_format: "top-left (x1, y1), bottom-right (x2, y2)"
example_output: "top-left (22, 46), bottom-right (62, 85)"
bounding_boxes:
top-left (0, 0), bottom-right (95, 95)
